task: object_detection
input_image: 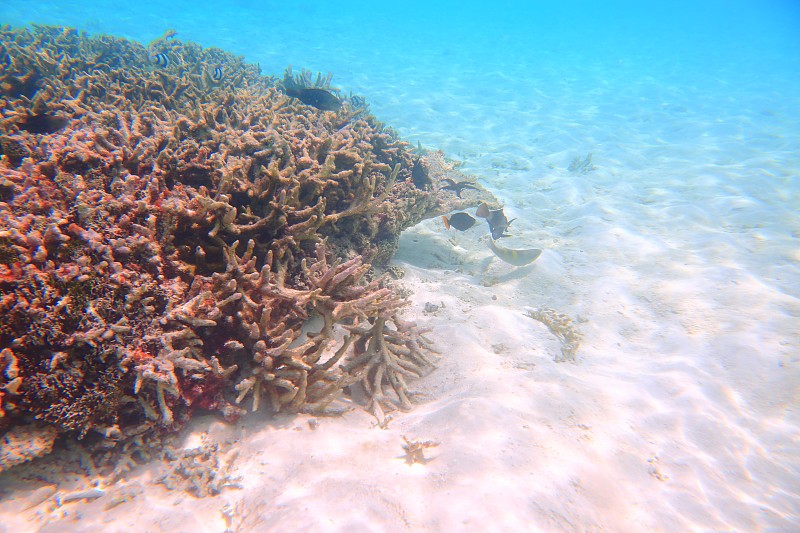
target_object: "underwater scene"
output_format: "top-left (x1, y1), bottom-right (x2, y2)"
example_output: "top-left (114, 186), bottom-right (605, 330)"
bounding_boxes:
top-left (0, 0), bottom-right (798, 531)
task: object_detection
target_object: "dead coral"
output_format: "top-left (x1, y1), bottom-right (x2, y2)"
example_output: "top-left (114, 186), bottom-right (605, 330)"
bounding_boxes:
top-left (0, 424), bottom-right (58, 473)
top-left (156, 437), bottom-right (241, 497)
top-left (401, 435), bottom-right (440, 465)
top-left (524, 307), bottom-right (583, 362)
top-left (568, 152), bottom-right (595, 175)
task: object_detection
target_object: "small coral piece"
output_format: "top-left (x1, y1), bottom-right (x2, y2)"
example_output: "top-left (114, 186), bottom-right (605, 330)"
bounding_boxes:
top-left (401, 435), bottom-right (440, 465)
top-left (156, 437), bottom-right (241, 497)
top-left (568, 153), bottom-right (595, 174)
top-left (524, 307), bottom-right (583, 362)
top-left (0, 424), bottom-right (58, 472)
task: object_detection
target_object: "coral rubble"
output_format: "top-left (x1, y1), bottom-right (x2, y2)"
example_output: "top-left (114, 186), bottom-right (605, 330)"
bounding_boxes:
top-left (401, 435), bottom-right (440, 465)
top-left (0, 424), bottom-right (58, 473)
top-left (524, 307), bottom-right (583, 362)
top-left (0, 24), bottom-right (492, 460)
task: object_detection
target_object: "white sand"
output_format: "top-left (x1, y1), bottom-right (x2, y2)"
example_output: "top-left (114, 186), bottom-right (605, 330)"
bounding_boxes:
top-left (1, 3), bottom-right (799, 531)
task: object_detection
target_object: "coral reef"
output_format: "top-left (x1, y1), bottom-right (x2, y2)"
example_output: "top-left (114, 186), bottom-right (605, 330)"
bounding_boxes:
top-left (0, 24), bottom-right (494, 461)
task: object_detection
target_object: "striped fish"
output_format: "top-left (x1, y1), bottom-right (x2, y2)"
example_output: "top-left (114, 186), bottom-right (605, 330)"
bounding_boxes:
top-left (212, 66), bottom-right (223, 81)
top-left (488, 239), bottom-right (542, 266)
top-left (152, 53), bottom-right (169, 68)
top-left (1, 48), bottom-right (11, 69)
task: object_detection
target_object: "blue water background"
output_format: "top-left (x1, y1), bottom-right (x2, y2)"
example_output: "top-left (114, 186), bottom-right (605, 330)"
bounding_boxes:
top-left (2, 0), bottom-right (798, 166)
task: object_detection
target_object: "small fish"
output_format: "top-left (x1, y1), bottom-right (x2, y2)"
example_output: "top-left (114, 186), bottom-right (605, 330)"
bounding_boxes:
top-left (487, 210), bottom-right (515, 239)
top-left (488, 239), bottom-right (542, 266)
top-left (476, 203), bottom-right (515, 239)
top-left (285, 87), bottom-right (341, 111)
top-left (212, 66), bottom-right (223, 81)
top-left (440, 178), bottom-right (479, 198)
top-left (442, 212), bottom-right (476, 231)
top-left (17, 113), bottom-right (70, 135)
top-left (412, 157), bottom-right (432, 190)
top-left (152, 53), bottom-right (169, 68)
top-left (1, 49), bottom-right (11, 70)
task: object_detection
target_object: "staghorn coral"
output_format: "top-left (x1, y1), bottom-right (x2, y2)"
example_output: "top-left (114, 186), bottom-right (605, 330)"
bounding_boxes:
top-left (343, 315), bottom-right (438, 413)
top-left (0, 24), bottom-right (490, 461)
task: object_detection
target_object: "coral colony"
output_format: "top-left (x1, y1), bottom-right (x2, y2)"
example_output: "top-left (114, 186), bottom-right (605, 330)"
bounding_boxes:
top-left (0, 25), bottom-right (487, 471)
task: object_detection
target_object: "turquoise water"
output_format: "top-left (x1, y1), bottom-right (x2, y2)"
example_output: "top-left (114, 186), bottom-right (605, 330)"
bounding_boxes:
top-left (3, 1), bottom-right (799, 164)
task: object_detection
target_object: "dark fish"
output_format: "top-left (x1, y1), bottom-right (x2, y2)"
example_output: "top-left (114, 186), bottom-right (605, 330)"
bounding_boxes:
top-left (441, 178), bottom-right (479, 198)
top-left (152, 53), bottom-right (169, 68)
top-left (476, 203), bottom-right (515, 239)
top-left (442, 212), bottom-right (476, 231)
top-left (412, 157), bottom-right (432, 190)
top-left (1, 50), bottom-right (11, 70)
top-left (17, 113), bottom-right (70, 135)
top-left (212, 66), bottom-right (223, 81)
top-left (285, 87), bottom-right (341, 111)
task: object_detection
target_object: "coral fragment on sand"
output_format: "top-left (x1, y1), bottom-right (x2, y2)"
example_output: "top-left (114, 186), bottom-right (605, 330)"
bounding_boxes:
top-left (401, 435), bottom-right (440, 464)
top-left (524, 307), bottom-right (583, 362)
top-left (156, 436), bottom-right (241, 497)
top-left (343, 315), bottom-right (438, 412)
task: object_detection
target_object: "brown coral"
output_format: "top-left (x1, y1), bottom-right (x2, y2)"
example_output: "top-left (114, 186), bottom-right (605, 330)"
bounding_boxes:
top-left (0, 24), bottom-right (492, 461)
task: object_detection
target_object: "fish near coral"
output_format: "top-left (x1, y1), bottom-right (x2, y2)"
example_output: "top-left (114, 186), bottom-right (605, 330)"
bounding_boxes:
top-left (487, 211), bottom-right (515, 239)
top-left (412, 157), bottom-right (432, 190)
top-left (212, 66), bottom-right (223, 81)
top-left (488, 238), bottom-right (541, 266)
top-left (284, 87), bottom-right (341, 111)
top-left (16, 113), bottom-right (70, 135)
top-left (152, 52), bottom-right (169, 68)
top-left (476, 203), bottom-right (515, 239)
top-left (441, 212), bottom-right (476, 231)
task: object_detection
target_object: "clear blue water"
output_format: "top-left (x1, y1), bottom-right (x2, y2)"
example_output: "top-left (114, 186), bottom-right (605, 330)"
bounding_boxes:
top-left (2, 1), bottom-right (799, 159)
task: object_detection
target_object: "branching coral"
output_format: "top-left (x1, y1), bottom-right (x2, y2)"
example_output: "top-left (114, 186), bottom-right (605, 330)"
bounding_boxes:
top-left (0, 24), bottom-right (484, 462)
top-left (343, 316), bottom-right (438, 413)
